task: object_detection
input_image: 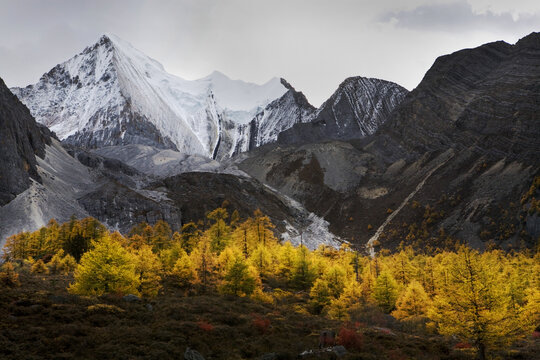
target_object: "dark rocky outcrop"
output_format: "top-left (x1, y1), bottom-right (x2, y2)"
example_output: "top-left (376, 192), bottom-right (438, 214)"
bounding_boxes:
top-left (157, 172), bottom-right (302, 232)
top-left (78, 180), bottom-right (182, 233)
top-left (278, 77), bottom-right (408, 145)
top-left (383, 32), bottom-right (540, 161)
top-left (0, 77), bottom-right (52, 205)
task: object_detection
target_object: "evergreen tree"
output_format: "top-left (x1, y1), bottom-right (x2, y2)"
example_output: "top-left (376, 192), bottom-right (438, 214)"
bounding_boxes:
top-left (171, 249), bottom-right (198, 288)
top-left (49, 250), bottom-right (66, 274)
top-left (206, 207), bottom-right (232, 253)
top-left (60, 254), bottom-right (77, 273)
top-left (159, 242), bottom-right (185, 271)
top-left (309, 278), bottom-right (331, 313)
top-left (253, 209), bottom-right (275, 246)
top-left (191, 237), bottom-right (216, 291)
top-left (31, 259), bottom-right (49, 274)
top-left (220, 256), bottom-right (258, 296)
top-left (69, 235), bottom-right (139, 296)
top-left (277, 241), bottom-right (296, 279)
top-left (373, 270), bottom-right (399, 313)
top-left (133, 245), bottom-right (162, 297)
top-left (180, 222), bottom-right (201, 253)
top-left (3, 232), bottom-right (31, 260)
top-left (322, 264), bottom-right (347, 298)
top-left (428, 247), bottom-right (528, 360)
top-left (360, 264), bottom-right (376, 304)
top-left (0, 262), bottom-right (20, 287)
top-left (249, 243), bottom-right (273, 277)
top-left (127, 234), bottom-right (146, 250)
top-left (151, 220), bottom-right (172, 251)
top-left (327, 296), bottom-right (350, 320)
top-left (392, 280), bottom-right (430, 321)
top-left (62, 217), bottom-right (95, 261)
top-left (391, 248), bottom-right (417, 285)
top-left (290, 245), bottom-right (316, 290)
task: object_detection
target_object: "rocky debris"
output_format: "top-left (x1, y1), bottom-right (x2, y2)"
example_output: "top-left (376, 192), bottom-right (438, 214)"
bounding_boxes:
top-left (122, 294), bottom-right (141, 303)
top-left (330, 346), bottom-right (347, 357)
top-left (158, 172), bottom-right (303, 233)
top-left (184, 347), bottom-right (205, 360)
top-left (92, 144), bottom-right (221, 178)
top-left (259, 353), bottom-right (278, 360)
top-left (299, 345), bottom-right (347, 359)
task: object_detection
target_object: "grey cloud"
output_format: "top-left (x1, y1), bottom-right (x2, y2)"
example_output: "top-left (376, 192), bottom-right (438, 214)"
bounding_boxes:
top-left (380, 1), bottom-right (540, 33)
top-left (0, 0), bottom-right (538, 106)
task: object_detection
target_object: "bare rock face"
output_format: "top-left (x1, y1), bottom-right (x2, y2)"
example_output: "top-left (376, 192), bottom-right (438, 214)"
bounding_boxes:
top-left (278, 77), bottom-right (408, 144)
top-left (78, 181), bottom-right (182, 233)
top-left (239, 33), bottom-right (540, 251)
top-left (384, 32), bottom-right (540, 162)
top-left (0, 77), bottom-right (52, 205)
top-left (156, 172), bottom-right (304, 232)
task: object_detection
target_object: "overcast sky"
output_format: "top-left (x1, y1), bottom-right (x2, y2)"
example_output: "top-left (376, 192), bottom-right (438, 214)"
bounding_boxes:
top-left (1, 0), bottom-right (538, 106)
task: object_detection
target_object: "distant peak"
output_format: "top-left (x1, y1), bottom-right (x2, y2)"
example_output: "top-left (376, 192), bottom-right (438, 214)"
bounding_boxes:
top-left (97, 33), bottom-right (130, 48)
top-left (206, 70), bottom-right (230, 80)
top-left (88, 33), bottom-right (165, 72)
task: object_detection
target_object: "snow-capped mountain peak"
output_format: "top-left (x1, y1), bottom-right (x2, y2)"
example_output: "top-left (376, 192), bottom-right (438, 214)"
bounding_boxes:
top-left (12, 34), bottom-right (293, 158)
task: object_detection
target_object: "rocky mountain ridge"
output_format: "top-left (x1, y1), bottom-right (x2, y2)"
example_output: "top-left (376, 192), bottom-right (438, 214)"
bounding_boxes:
top-left (238, 32), bottom-right (540, 251)
top-left (2, 32), bottom-right (538, 253)
top-left (0, 77), bottom-right (52, 206)
top-left (278, 77), bottom-right (408, 144)
top-left (1, 76), bottom-right (341, 250)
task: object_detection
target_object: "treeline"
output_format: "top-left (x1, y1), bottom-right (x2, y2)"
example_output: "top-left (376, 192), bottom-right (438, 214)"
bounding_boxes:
top-left (1, 207), bottom-right (539, 360)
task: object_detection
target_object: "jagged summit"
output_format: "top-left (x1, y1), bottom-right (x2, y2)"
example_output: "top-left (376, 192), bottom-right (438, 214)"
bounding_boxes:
top-left (11, 34), bottom-right (293, 158)
top-left (278, 76), bottom-right (408, 144)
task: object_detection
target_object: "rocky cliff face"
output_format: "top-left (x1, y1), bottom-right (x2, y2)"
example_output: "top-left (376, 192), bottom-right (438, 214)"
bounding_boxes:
top-left (238, 33), bottom-right (540, 252)
top-left (278, 77), bottom-right (408, 144)
top-left (384, 32), bottom-right (540, 162)
top-left (0, 77), bottom-right (52, 206)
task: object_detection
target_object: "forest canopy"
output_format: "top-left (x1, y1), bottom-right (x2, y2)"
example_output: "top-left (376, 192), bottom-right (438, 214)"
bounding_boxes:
top-left (2, 206), bottom-right (539, 360)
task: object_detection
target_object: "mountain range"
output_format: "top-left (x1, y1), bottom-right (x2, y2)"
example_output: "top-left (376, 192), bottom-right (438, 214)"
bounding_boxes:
top-left (1, 32), bottom-right (539, 253)
top-left (12, 34), bottom-right (406, 161)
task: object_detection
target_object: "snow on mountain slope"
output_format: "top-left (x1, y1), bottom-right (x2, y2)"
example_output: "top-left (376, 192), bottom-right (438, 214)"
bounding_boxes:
top-left (214, 79), bottom-right (316, 158)
top-left (12, 34), bottom-right (291, 158)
